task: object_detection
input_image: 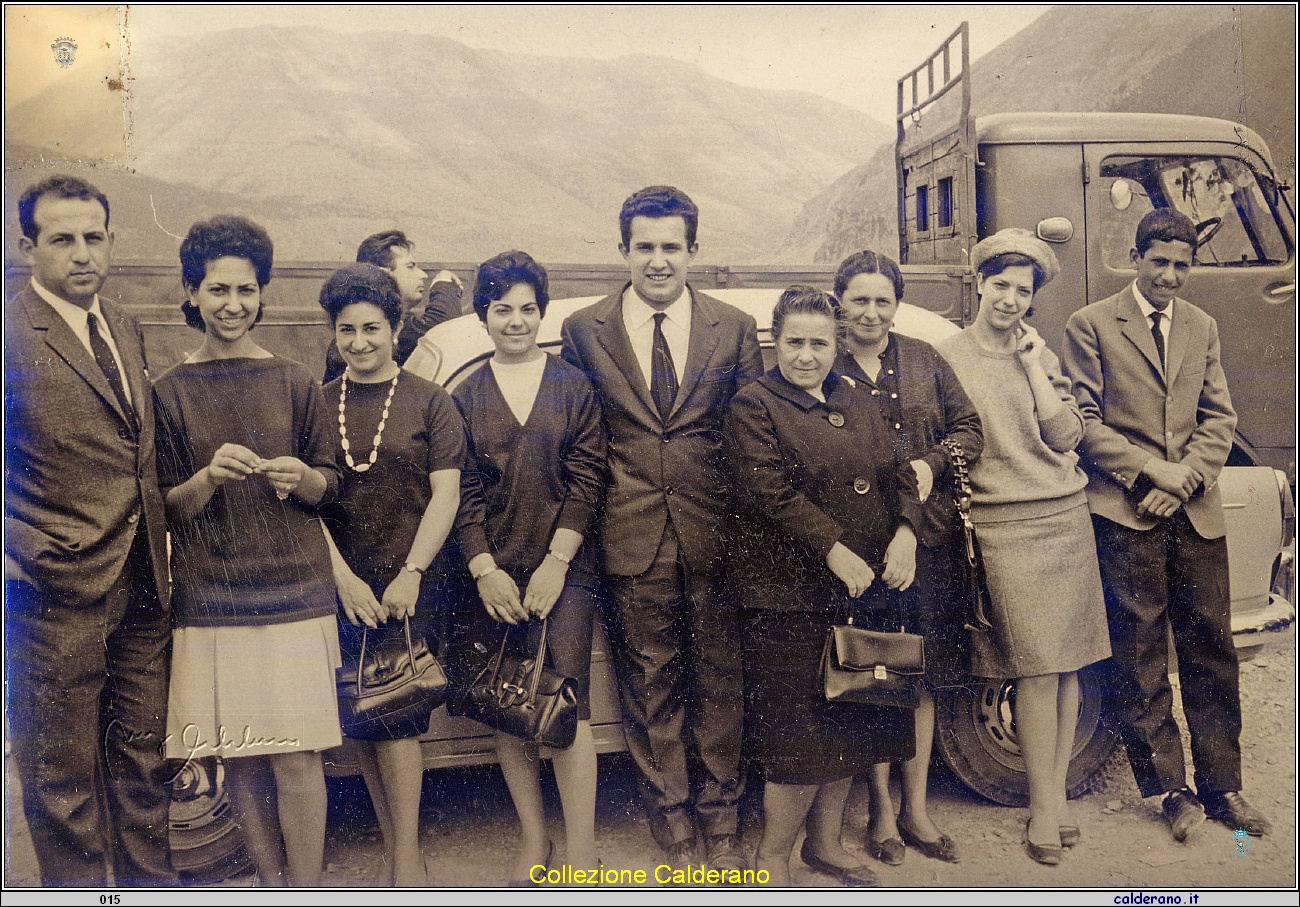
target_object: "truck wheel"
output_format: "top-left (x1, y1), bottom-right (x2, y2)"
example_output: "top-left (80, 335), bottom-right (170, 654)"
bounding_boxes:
top-left (169, 757), bottom-right (250, 883)
top-left (934, 663), bottom-right (1118, 807)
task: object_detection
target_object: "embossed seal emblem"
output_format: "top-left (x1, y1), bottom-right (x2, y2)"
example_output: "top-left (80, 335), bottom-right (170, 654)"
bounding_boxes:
top-left (51, 37), bottom-right (78, 69)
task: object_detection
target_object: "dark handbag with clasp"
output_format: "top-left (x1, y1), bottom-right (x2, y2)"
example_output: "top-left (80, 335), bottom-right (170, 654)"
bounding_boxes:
top-left (461, 618), bottom-right (579, 749)
top-left (941, 438), bottom-right (995, 634)
top-left (336, 617), bottom-right (449, 741)
top-left (821, 612), bottom-right (926, 709)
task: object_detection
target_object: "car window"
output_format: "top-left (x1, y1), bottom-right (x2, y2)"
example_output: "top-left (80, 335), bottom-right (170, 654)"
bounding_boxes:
top-left (1100, 154), bottom-right (1291, 268)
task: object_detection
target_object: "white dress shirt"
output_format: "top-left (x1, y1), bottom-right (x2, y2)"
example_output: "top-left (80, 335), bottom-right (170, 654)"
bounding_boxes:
top-left (31, 277), bottom-right (133, 402)
top-left (621, 285), bottom-right (691, 390)
top-left (1132, 281), bottom-right (1173, 369)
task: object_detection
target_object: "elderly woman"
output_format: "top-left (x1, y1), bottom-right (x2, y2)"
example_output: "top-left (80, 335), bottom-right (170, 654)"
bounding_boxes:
top-left (726, 286), bottom-right (923, 887)
top-left (451, 250), bottom-right (607, 884)
top-left (154, 216), bottom-right (341, 887)
top-left (318, 264), bottom-right (465, 887)
top-left (833, 250), bottom-right (982, 867)
top-left (935, 229), bottom-right (1111, 865)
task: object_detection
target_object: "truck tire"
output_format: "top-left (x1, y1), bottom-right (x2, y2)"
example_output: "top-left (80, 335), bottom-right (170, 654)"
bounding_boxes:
top-left (934, 663), bottom-right (1118, 807)
top-left (169, 757), bottom-right (250, 883)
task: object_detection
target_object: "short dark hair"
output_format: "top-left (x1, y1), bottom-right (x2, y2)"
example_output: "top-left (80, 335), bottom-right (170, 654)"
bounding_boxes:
top-left (1135, 208), bottom-right (1198, 257)
top-left (355, 230), bottom-right (412, 270)
top-left (834, 249), bottom-right (905, 301)
top-left (771, 284), bottom-right (839, 341)
top-left (472, 250), bottom-right (550, 322)
top-left (18, 175), bottom-right (110, 241)
top-left (179, 216), bottom-right (274, 332)
top-left (619, 185), bottom-right (699, 248)
top-left (318, 264), bottom-right (404, 329)
top-left (976, 252), bottom-right (1048, 292)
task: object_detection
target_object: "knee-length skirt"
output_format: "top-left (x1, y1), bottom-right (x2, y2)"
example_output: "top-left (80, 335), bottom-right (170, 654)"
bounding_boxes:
top-left (971, 502), bottom-right (1112, 679)
top-left (166, 614), bottom-right (343, 759)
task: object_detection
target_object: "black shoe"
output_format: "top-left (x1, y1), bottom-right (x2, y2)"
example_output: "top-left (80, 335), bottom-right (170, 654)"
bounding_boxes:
top-left (1201, 790), bottom-right (1272, 837)
top-left (1162, 789), bottom-right (1206, 843)
top-left (798, 840), bottom-right (879, 887)
top-left (897, 818), bottom-right (961, 863)
top-left (1059, 825), bottom-right (1081, 849)
top-left (705, 834), bottom-right (748, 872)
top-left (1023, 818), bottom-right (1062, 866)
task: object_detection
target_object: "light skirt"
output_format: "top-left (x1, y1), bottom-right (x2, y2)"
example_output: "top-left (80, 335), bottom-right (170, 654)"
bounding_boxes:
top-left (166, 615), bottom-right (342, 759)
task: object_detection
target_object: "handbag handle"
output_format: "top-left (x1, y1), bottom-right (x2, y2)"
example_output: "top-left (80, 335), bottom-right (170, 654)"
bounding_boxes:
top-left (485, 618), bottom-right (549, 709)
top-left (353, 616), bottom-right (420, 693)
top-left (940, 439), bottom-right (994, 630)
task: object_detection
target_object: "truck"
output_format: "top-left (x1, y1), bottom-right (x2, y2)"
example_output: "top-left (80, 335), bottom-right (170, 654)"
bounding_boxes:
top-left (19, 22), bottom-right (1289, 885)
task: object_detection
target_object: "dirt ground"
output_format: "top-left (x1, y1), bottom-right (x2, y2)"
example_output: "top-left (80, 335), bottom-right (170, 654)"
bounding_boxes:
top-left (4, 629), bottom-right (1295, 891)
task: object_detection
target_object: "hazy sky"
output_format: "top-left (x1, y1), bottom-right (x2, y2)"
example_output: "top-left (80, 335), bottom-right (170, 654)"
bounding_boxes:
top-left (123, 4), bottom-right (1053, 123)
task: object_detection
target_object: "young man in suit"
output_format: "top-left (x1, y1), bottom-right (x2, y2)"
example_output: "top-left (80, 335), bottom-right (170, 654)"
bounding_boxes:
top-left (321, 229), bottom-right (464, 382)
top-left (5, 176), bottom-right (177, 885)
top-left (1063, 207), bottom-right (1270, 843)
top-left (560, 186), bottom-right (763, 868)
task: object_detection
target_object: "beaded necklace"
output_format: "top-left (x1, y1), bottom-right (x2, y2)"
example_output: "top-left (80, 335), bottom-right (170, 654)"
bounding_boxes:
top-left (338, 367), bottom-right (399, 472)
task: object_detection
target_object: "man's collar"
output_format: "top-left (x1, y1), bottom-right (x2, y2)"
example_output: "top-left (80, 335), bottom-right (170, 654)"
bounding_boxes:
top-left (31, 277), bottom-right (100, 317)
top-left (622, 284), bottom-right (691, 328)
top-left (1131, 281), bottom-right (1173, 319)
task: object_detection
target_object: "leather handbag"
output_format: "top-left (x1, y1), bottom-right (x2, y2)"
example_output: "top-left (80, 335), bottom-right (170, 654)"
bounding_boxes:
top-left (461, 618), bottom-right (579, 749)
top-left (941, 438), bottom-right (995, 634)
top-left (821, 616), bottom-right (926, 709)
top-left (336, 617), bottom-right (449, 741)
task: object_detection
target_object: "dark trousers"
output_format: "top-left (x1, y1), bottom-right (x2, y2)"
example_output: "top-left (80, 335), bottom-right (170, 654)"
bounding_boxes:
top-left (1093, 512), bottom-right (1242, 799)
top-left (606, 523), bottom-right (745, 849)
top-left (6, 529), bottom-right (175, 886)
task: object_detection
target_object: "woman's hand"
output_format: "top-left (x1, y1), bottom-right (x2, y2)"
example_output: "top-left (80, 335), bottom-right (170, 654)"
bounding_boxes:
top-left (881, 524), bottom-right (918, 591)
top-left (1015, 323), bottom-right (1046, 370)
top-left (477, 569), bottom-right (527, 624)
top-left (910, 458), bottom-right (934, 503)
top-left (337, 570), bottom-right (384, 628)
top-left (382, 569), bottom-right (421, 621)
top-left (206, 443), bottom-right (261, 486)
top-left (523, 555), bottom-right (568, 620)
top-left (255, 456), bottom-right (309, 500)
top-left (826, 542), bottom-right (875, 598)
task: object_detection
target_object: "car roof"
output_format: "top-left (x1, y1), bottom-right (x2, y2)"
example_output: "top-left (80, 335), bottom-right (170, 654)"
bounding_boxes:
top-left (411, 288), bottom-right (961, 388)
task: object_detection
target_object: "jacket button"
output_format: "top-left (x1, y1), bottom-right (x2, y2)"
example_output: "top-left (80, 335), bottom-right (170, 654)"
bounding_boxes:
top-left (118, 428), bottom-right (130, 439)
top-left (662, 435), bottom-right (670, 443)
top-left (828, 412), bottom-right (845, 427)
top-left (665, 486), bottom-right (674, 495)
top-left (872, 389), bottom-right (880, 396)
top-left (1166, 431), bottom-right (1174, 438)
top-left (127, 513), bottom-right (139, 524)
top-left (853, 477), bottom-right (870, 494)
top-left (890, 393), bottom-right (898, 399)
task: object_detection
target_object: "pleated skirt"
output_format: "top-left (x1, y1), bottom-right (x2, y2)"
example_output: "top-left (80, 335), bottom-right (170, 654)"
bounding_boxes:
top-left (166, 614), bottom-right (343, 759)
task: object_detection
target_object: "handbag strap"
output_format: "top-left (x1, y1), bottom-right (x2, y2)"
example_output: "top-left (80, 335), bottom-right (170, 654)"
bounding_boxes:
top-left (353, 616), bottom-right (420, 692)
top-left (940, 439), bottom-right (994, 630)
top-left (488, 617), bottom-right (550, 708)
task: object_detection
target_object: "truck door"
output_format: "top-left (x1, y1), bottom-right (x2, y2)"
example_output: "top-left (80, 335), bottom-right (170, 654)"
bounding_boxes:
top-left (1084, 143), bottom-right (1296, 472)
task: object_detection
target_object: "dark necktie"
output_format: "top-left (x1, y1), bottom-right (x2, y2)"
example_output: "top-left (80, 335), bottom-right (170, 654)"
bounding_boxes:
top-left (1149, 310), bottom-right (1166, 370)
top-left (651, 312), bottom-right (678, 421)
top-left (87, 311), bottom-right (136, 426)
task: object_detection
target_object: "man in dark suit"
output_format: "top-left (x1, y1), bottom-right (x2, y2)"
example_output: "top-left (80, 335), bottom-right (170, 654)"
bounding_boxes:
top-left (321, 229), bottom-right (464, 382)
top-left (560, 186), bottom-right (762, 867)
top-left (1063, 208), bottom-right (1270, 843)
top-left (5, 176), bottom-right (176, 885)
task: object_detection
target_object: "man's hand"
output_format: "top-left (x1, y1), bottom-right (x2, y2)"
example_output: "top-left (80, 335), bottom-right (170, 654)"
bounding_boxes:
top-left (1141, 459), bottom-right (1202, 501)
top-left (1137, 487), bottom-right (1184, 519)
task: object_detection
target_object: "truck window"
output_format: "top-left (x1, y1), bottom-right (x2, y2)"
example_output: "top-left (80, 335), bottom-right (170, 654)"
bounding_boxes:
top-left (1100, 155), bottom-right (1291, 268)
top-left (916, 184), bottom-right (930, 233)
top-left (937, 177), bottom-right (954, 229)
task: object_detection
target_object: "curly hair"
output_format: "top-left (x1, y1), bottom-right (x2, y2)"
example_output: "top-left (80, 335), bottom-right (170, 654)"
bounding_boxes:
top-left (18, 175), bottom-right (110, 241)
top-left (471, 250), bottom-right (550, 322)
top-left (179, 215), bottom-right (274, 331)
top-left (318, 264), bottom-right (403, 329)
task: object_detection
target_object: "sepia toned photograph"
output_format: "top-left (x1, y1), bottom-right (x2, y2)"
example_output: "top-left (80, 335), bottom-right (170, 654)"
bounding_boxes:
top-left (4, 4), bottom-right (1295, 898)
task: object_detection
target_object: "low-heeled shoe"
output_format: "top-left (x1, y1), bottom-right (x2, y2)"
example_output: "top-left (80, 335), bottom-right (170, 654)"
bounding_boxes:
top-left (1059, 824), bottom-right (1081, 849)
top-left (799, 840), bottom-right (879, 887)
top-left (1023, 819), bottom-right (1062, 866)
top-left (1201, 790), bottom-right (1272, 837)
top-left (865, 833), bottom-right (905, 866)
top-left (897, 819), bottom-right (961, 864)
top-left (1162, 789), bottom-right (1206, 843)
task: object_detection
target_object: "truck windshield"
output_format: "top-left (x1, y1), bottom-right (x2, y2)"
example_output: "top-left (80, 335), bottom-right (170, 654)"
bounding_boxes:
top-left (1100, 155), bottom-right (1292, 268)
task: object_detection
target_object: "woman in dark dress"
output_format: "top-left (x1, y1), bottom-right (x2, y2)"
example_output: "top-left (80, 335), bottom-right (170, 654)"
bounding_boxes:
top-left (452, 251), bottom-right (607, 884)
top-left (318, 264), bottom-right (465, 887)
top-left (833, 250), bottom-right (982, 867)
top-left (155, 216), bottom-right (342, 887)
top-left (726, 286), bottom-right (923, 887)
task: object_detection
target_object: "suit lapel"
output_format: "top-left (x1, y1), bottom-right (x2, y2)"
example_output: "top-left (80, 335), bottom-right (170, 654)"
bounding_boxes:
top-left (21, 286), bottom-right (132, 426)
top-left (100, 296), bottom-right (146, 425)
top-left (669, 287), bottom-right (721, 421)
top-left (1163, 298), bottom-right (1191, 387)
top-left (592, 289), bottom-right (659, 423)
top-left (1117, 290), bottom-right (1166, 384)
